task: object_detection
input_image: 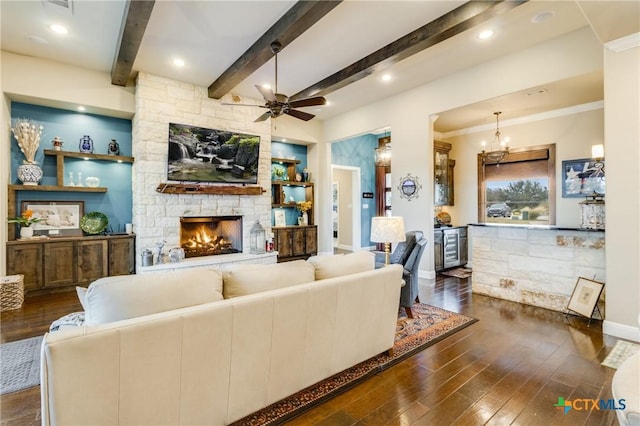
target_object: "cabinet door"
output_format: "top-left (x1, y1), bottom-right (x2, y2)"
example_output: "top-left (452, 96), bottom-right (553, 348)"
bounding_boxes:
top-left (7, 244), bottom-right (43, 292)
top-left (459, 227), bottom-right (468, 266)
top-left (44, 242), bottom-right (76, 288)
top-left (433, 230), bottom-right (444, 272)
top-left (305, 226), bottom-right (317, 255)
top-left (274, 228), bottom-right (293, 258)
top-left (109, 237), bottom-right (135, 276)
top-left (292, 227), bottom-right (306, 256)
top-left (77, 240), bottom-right (108, 285)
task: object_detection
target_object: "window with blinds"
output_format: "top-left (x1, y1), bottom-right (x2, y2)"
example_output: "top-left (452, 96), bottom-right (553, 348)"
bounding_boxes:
top-left (477, 144), bottom-right (556, 225)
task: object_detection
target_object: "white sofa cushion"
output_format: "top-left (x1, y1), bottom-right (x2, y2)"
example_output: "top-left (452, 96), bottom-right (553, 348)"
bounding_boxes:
top-left (83, 268), bottom-right (224, 325)
top-left (223, 260), bottom-right (315, 298)
top-left (307, 251), bottom-right (375, 280)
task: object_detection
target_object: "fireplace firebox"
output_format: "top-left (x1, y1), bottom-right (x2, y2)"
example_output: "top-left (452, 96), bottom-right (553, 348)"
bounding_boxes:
top-left (180, 216), bottom-right (242, 258)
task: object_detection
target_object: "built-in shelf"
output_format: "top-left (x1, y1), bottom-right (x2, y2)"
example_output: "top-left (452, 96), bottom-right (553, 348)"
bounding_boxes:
top-left (44, 149), bottom-right (134, 163)
top-left (9, 184), bottom-right (107, 193)
top-left (156, 183), bottom-right (266, 195)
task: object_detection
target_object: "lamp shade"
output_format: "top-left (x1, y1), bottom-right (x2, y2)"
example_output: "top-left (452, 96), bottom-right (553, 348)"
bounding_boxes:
top-left (370, 216), bottom-right (406, 244)
top-left (591, 144), bottom-right (604, 159)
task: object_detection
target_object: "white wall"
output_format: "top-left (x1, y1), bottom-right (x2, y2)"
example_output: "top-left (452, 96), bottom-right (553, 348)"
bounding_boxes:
top-left (602, 39), bottom-right (640, 341)
top-left (442, 105), bottom-right (604, 228)
top-left (323, 27), bottom-right (603, 276)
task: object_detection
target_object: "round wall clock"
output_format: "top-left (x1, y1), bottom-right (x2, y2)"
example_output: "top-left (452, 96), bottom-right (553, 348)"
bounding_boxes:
top-left (398, 174), bottom-right (422, 201)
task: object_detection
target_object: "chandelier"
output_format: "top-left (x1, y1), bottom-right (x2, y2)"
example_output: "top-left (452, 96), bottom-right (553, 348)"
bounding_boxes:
top-left (375, 143), bottom-right (391, 166)
top-left (481, 111), bottom-right (510, 165)
top-left (375, 128), bottom-right (392, 167)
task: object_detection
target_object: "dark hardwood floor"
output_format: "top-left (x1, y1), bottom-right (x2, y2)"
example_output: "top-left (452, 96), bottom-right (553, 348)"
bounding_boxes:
top-left (1, 275), bottom-right (619, 425)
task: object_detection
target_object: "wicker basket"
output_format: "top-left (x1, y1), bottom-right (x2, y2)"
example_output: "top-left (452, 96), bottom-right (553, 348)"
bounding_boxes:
top-left (0, 274), bottom-right (24, 312)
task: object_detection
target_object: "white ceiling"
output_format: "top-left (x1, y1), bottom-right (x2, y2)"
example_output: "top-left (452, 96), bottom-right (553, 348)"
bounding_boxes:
top-left (1, 1), bottom-right (638, 133)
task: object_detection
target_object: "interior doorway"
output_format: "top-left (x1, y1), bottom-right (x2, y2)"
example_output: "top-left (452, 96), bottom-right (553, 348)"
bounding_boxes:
top-left (331, 165), bottom-right (361, 252)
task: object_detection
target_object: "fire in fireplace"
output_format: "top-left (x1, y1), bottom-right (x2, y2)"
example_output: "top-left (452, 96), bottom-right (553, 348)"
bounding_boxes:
top-left (180, 216), bottom-right (242, 258)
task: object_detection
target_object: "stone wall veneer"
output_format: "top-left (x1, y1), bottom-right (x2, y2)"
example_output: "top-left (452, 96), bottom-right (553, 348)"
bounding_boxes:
top-left (470, 225), bottom-right (606, 313)
top-left (132, 73), bottom-right (271, 268)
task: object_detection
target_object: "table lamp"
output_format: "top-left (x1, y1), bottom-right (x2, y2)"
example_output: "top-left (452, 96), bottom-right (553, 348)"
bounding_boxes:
top-left (371, 216), bottom-right (406, 265)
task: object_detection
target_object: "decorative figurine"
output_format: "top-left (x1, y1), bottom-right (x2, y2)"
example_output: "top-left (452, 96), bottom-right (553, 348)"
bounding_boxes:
top-left (108, 139), bottom-right (120, 156)
top-left (51, 136), bottom-right (64, 151)
top-left (79, 135), bottom-right (94, 153)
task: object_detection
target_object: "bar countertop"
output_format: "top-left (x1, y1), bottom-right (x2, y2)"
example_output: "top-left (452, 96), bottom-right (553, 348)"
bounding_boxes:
top-left (468, 223), bottom-right (604, 232)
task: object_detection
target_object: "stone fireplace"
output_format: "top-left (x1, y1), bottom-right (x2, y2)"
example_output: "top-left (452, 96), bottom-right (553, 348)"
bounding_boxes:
top-left (180, 216), bottom-right (242, 258)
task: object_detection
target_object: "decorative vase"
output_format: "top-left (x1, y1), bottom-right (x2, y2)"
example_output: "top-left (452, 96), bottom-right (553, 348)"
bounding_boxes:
top-left (85, 176), bottom-right (100, 187)
top-left (108, 139), bottom-right (120, 156)
top-left (79, 135), bottom-right (94, 153)
top-left (51, 136), bottom-right (64, 151)
top-left (20, 226), bottom-right (34, 239)
top-left (17, 163), bottom-right (43, 186)
top-left (302, 211), bottom-right (308, 226)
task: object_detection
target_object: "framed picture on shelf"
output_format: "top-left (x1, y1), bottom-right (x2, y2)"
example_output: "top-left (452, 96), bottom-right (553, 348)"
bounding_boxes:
top-left (21, 200), bottom-right (84, 237)
top-left (274, 209), bottom-right (286, 227)
top-left (566, 277), bottom-right (605, 318)
top-left (561, 158), bottom-right (605, 197)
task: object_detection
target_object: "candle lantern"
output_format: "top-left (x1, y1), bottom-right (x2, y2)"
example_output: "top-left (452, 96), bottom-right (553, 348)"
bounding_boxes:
top-left (579, 193), bottom-right (605, 230)
top-left (250, 220), bottom-right (266, 254)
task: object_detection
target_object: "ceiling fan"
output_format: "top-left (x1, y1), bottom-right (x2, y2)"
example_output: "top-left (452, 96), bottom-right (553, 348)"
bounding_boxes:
top-left (228, 41), bottom-right (327, 122)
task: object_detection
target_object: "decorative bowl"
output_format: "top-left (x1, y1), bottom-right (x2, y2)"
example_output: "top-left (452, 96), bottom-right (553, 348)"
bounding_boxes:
top-left (80, 212), bottom-right (109, 234)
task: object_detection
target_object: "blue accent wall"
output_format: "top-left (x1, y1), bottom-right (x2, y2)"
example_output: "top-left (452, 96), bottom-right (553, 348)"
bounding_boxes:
top-left (331, 133), bottom-right (378, 247)
top-left (270, 141), bottom-right (309, 226)
top-left (271, 141), bottom-right (308, 173)
top-left (10, 103), bottom-right (133, 233)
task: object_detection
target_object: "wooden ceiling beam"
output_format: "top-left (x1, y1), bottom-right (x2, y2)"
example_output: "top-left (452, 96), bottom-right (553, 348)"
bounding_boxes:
top-left (111, 0), bottom-right (155, 87)
top-left (291, 0), bottom-right (527, 101)
top-left (207, 0), bottom-right (341, 100)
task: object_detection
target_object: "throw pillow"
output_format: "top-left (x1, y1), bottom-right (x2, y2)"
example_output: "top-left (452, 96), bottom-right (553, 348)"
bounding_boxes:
top-left (307, 251), bottom-right (375, 280)
top-left (83, 268), bottom-right (224, 325)
top-left (76, 286), bottom-right (88, 311)
top-left (222, 260), bottom-right (315, 298)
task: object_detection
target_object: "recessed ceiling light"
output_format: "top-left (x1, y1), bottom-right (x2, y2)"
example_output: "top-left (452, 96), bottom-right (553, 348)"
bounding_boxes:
top-left (531, 11), bottom-right (554, 24)
top-left (282, 138), bottom-right (287, 142)
top-left (325, 100), bottom-right (331, 106)
top-left (526, 88), bottom-right (548, 96)
top-left (50, 24), bottom-right (68, 35)
top-left (381, 74), bottom-right (392, 82)
top-left (77, 106), bottom-right (86, 112)
top-left (262, 83), bottom-right (271, 90)
top-left (173, 58), bottom-right (185, 67)
top-left (477, 29), bottom-right (494, 40)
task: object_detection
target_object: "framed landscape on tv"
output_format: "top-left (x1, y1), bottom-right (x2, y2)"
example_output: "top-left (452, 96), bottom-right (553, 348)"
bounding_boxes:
top-left (167, 123), bottom-right (261, 184)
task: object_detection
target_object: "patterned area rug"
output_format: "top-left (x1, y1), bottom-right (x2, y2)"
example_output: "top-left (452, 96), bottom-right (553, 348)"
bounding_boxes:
top-left (0, 335), bottom-right (43, 395)
top-left (440, 267), bottom-right (472, 279)
top-left (601, 340), bottom-right (640, 369)
top-left (232, 303), bottom-right (477, 425)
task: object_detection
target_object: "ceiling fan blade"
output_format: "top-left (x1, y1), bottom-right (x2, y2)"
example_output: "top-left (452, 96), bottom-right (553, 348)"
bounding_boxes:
top-left (255, 84), bottom-right (276, 102)
top-left (289, 96), bottom-right (326, 108)
top-left (254, 111), bottom-right (273, 122)
top-left (221, 102), bottom-right (268, 108)
top-left (286, 109), bottom-right (315, 121)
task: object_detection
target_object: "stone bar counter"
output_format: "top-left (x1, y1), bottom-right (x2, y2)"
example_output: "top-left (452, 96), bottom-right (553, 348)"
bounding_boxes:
top-left (469, 224), bottom-right (605, 313)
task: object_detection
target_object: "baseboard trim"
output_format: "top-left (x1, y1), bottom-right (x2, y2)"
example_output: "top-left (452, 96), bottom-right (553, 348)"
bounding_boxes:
top-left (603, 320), bottom-right (640, 342)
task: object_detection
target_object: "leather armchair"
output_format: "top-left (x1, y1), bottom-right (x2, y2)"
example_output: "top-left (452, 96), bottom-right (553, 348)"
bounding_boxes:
top-left (374, 231), bottom-right (428, 318)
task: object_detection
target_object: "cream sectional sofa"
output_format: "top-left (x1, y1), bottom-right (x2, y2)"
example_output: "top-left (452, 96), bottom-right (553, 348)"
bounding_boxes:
top-left (40, 252), bottom-right (403, 426)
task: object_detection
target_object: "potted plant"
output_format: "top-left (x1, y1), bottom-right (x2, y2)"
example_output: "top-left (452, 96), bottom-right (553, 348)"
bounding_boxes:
top-left (11, 119), bottom-right (44, 185)
top-left (296, 200), bottom-right (312, 225)
top-left (8, 209), bottom-right (41, 239)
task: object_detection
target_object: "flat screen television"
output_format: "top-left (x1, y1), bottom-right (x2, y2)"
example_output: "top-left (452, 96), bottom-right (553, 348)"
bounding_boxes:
top-left (167, 123), bottom-right (261, 184)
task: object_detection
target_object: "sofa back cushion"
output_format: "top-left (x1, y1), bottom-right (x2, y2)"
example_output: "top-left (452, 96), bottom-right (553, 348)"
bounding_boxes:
top-left (307, 251), bottom-right (375, 280)
top-left (83, 268), bottom-right (224, 325)
top-left (223, 260), bottom-right (315, 298)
